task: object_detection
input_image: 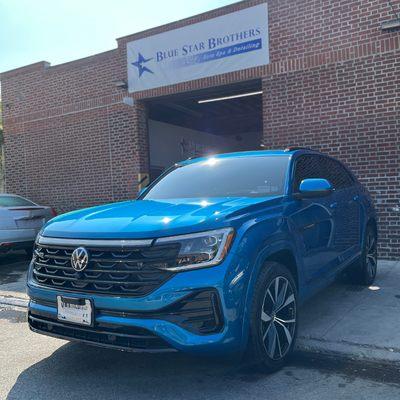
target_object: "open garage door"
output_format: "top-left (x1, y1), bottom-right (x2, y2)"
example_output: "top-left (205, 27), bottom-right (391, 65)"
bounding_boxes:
top-left (148, 80), bottom-right (263, 181)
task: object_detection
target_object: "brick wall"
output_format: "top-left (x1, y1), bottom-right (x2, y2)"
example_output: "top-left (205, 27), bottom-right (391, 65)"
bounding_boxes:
top-left (262, 51), bottom-right (400, 259)
top-left (260, 0), bottom-right (400, 259)
top-left (1, 0), bottom-right (399, 257)
top-left (2, 100), bottom-right (149, 213)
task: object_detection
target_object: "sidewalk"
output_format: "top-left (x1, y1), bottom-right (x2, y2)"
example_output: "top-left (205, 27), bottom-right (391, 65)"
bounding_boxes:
top-left (297, 260), bottom-right (400, 364)
top-left (1, 254), bottom-right (400, 364)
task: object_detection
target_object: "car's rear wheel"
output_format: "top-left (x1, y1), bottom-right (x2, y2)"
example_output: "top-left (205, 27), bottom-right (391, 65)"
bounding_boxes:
top-left (248, 262), bottom-right (298, 372)
top-left (347, 225), bottom-right (378, 286)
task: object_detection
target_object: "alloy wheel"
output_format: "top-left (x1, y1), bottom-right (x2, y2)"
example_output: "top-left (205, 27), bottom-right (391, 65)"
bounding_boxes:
top-left (366, 232), bottom-right (377, 279)
top-left (260, 276), bottom-right (296, 360)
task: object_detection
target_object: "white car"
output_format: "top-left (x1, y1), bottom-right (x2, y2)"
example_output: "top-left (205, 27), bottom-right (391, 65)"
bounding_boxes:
top-left (0, 194), bottom-right (56, 254)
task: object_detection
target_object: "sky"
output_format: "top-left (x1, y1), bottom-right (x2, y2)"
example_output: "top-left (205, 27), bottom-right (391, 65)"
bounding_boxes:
top-left (0, 0), bottom-right (235, 73)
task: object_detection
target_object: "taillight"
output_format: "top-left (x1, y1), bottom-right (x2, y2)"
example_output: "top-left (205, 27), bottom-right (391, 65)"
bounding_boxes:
top-left (50, 207), bottom-right (57, 217)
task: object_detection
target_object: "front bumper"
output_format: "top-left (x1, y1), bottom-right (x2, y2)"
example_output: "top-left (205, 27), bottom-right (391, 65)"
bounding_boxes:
top-left (27, 252), bottom-right (248, 355)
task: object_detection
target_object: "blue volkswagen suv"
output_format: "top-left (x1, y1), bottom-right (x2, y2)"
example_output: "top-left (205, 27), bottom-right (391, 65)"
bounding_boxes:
top-left (27, 148), bottom-right (377, 371)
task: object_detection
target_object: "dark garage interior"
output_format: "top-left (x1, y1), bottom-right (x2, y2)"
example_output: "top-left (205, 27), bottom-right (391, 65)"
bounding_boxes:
top-left (147, 80), bottom-right (263, 180)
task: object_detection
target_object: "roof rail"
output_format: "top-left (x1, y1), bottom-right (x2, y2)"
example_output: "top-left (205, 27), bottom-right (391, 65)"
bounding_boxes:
top-left (284, 147), bottom-right (319, 152)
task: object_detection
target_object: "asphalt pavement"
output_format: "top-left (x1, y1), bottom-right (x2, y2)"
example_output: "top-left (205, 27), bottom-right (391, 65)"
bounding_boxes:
top-left (1, 305), bottom-right (400, 400)
top-left (0, 251), bottom-right (28, 296)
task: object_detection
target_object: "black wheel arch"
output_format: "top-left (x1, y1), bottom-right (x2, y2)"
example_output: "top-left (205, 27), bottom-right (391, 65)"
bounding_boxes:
top-left (264, 249), bottom-right (299, 290)
top-left (364, 217), bottom-right (378, 250)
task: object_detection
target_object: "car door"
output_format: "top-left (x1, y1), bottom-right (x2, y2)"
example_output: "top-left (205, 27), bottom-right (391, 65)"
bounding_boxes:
top-left (322, 157), bottom-right (361, 263)
top-left (288, 155), bottom-right (339, 282)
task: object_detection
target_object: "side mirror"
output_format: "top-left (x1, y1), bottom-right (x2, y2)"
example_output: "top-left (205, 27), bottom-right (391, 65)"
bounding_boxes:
top-left (295, 178), bottom-right (333, 199)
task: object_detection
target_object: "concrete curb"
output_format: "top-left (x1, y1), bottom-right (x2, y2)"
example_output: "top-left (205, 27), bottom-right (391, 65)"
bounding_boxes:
top-left (296, 337), bottom-right (400, 366)
top-left (0, 295), bottom-right (29, 308)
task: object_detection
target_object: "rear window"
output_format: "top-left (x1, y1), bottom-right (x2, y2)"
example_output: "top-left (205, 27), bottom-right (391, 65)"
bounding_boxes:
top-left (143, 156), bottom-right (290, 199)
top-left (0, 195), bottom-right (36, 207)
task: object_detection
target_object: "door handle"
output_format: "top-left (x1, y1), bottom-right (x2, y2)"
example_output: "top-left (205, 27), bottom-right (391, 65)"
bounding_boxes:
top-left (330, 202), bottom-right (338, 209)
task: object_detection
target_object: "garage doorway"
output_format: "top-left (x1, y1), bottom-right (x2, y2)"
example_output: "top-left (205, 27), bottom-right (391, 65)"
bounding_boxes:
top-left (147, 80), bottom-right (263, 181)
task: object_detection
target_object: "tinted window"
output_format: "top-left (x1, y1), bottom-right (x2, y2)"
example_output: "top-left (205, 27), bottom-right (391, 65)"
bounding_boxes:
top-left (293, 155), bottom-right (324, 191)
top-left (143, 156), bottom-right (289, 199)
top-left (322, 158), bottom-right (354, 189)
top-left (294, 155), bottom-right (353, 191)
top-left (0, 195), bottom-right (36, 207)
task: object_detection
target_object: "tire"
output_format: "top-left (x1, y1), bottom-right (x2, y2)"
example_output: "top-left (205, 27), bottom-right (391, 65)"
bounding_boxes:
top-left (247, 261), bottom-right (298, 372)
top-left (347, 224), bottom-right (378, 286)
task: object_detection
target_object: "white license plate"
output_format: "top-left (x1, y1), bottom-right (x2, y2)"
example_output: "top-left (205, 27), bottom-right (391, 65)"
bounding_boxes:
top-left (57, 296), bottom-right (93, 326)
top-left (16, 217), bottom-right (45, 229)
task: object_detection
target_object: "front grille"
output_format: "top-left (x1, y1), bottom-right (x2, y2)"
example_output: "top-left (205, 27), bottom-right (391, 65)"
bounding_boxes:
top-left (28, 313), bottom-right (173, 352)
top-left (32, 241), bottom-right (178, 296)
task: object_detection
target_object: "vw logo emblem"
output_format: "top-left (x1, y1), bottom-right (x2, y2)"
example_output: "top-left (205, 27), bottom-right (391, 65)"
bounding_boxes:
top-left (71, 247), bottom-right (89, 272)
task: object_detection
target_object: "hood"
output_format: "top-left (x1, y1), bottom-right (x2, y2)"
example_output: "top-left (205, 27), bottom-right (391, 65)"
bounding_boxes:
top-left (42, 197), bottom-right (282, 239)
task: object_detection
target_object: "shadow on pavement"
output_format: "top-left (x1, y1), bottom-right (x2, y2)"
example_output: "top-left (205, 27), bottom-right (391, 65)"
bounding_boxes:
top-left (6, 342), bottom-right (268, 400)
top-left (0, 251), bottom-right (30, 292)
top-left (0, 250), bottom-right (30, 265)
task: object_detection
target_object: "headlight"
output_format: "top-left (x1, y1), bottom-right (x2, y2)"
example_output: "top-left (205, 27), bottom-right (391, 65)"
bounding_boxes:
top-left (155, 228), bottom-right (235, 271)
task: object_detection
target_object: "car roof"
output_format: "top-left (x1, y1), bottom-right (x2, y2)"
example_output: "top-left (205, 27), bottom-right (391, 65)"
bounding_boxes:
top-left (180, 148), bottom-right (320, 166)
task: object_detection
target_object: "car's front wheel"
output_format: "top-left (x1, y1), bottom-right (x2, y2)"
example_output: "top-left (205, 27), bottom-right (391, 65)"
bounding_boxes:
top-left (248, 262), bottom-right (298, 372)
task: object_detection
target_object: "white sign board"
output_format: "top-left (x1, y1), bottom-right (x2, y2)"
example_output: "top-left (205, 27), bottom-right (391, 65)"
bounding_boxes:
top-left (127, 3), bottom-right (269, 93)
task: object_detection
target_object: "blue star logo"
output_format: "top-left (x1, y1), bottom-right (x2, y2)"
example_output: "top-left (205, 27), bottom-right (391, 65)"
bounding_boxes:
top-left (131, 52), bottom-right (153, 77)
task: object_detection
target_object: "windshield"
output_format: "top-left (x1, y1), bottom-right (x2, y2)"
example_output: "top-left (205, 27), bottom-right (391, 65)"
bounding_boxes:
top-left (0, 195), bottom-right (36, 207)
top-left (143, 156), bottom-right (289, 200)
